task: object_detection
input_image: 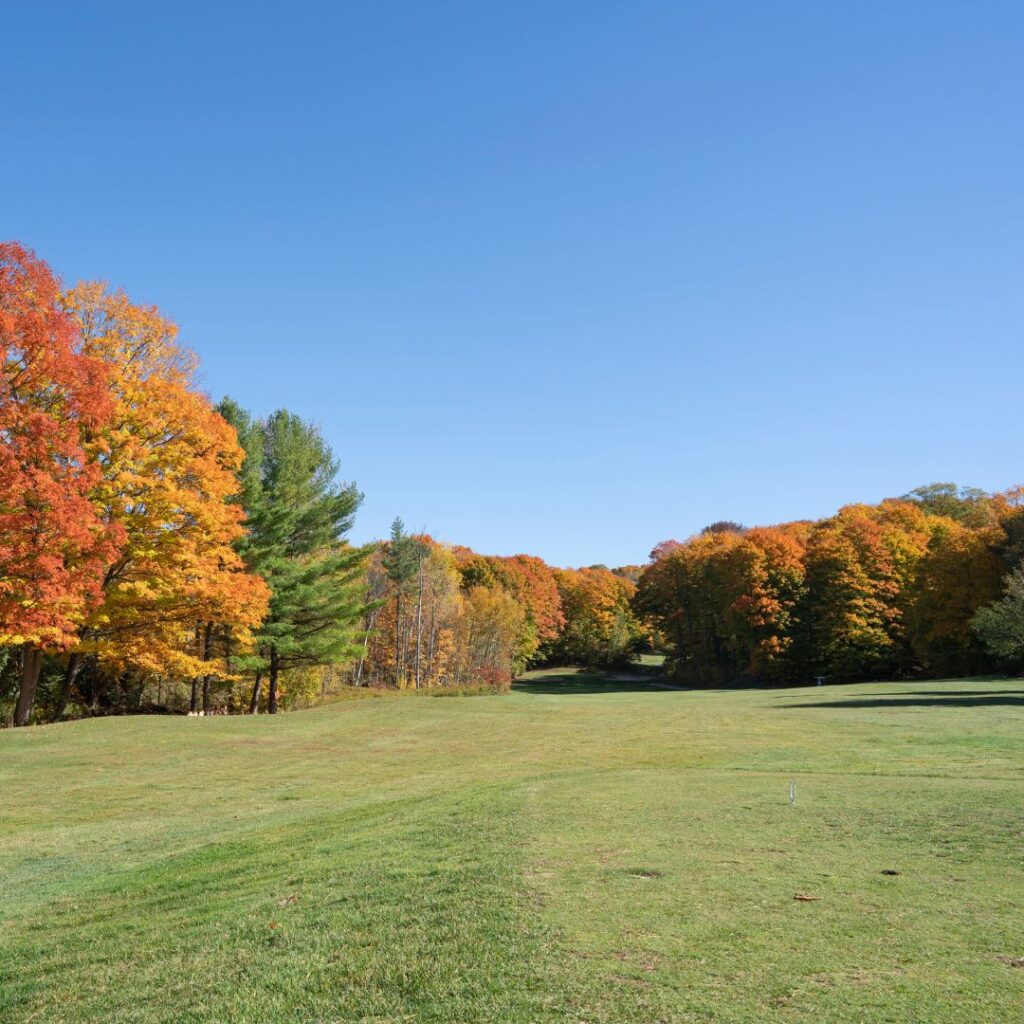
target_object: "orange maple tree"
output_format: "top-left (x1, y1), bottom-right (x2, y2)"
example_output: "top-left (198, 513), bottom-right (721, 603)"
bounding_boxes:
top-left (61, 283), bottom-right (268, 709)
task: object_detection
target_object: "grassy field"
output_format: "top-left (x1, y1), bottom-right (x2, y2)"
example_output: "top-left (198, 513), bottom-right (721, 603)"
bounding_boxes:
top-left (1, 671), bottom-right (1022, 1023)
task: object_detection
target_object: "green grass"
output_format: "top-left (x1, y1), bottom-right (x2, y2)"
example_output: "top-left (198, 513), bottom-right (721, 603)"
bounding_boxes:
top-left (2, 673), bottom-right (1023, 1023)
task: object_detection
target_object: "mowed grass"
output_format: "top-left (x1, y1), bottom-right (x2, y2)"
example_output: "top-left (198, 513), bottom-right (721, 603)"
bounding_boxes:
top-left (1, 674), bottom-right (1023, 1023)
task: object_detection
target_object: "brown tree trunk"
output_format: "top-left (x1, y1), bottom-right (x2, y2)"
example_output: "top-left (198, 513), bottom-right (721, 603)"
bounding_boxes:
top-left (188, 622), bottom-right (202, 714)
top-left (268, 646), bottom-right (280, 714)
top-left (249, 671), bottom-right (263, 714)
top-left (54, 652), bottom-right (84, 720)
top-left (13, 646), bottom-right (44, 726)
top-left (200, 622), bottom-right (213, 714)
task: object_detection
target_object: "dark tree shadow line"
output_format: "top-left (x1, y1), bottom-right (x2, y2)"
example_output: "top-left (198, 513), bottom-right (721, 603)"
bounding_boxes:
top-left (513, 669), bottom-right (673, 696)
top-left (514, 669), bottom-right (1024, 706)
top-left (781, 691), bottom-right (1024, 709)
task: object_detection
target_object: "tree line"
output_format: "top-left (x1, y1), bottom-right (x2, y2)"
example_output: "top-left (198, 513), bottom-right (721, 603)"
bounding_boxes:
top-left (4, 242), bottom-right (1024, 724)
top-left (357, 525), bottom-right (642, 692)
top-left (637, 486), bottom-right (1024, 685)
top-left (0, 242), bottom-right (641, 725)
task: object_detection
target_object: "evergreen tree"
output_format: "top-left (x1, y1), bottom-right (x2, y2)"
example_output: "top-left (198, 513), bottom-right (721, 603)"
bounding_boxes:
top-left (219, 402), bottom-right (372, 712)
top-left (972, 566), bottom-right (1024, 670)
top-left (381, 517), bottom-right (427, 686)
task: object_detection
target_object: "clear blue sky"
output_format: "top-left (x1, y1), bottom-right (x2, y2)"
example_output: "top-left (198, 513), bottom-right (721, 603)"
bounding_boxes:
top-left (5, 2), bottom-right (1023, 567)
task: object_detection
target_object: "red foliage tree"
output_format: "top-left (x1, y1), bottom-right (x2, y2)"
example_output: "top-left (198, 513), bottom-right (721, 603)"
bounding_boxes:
top-left (0, 243), bottom-right (121, 724)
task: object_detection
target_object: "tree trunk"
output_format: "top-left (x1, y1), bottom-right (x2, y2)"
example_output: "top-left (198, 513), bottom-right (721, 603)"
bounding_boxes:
top-left (249, 671), bottom-right (263, 714)
top-left (403, 610), bottom-right (415, 685)
top-left (354, 607), bottom-right (379, 686)
top-left (188, 622), bottom-right (202, 714)
top-left (268, 646), bottom-right (280, 714)
top-left (414, 559), bottom-right (424, 688)
top-left (394, 593), bottom-right (403, 686)
top-left (200, 622), bottom-right (214, 715)
top-left (13, 646), bottom-right (44, 726)
top-left (427, 601), bottom-right (437, 684)
top-left (54, 652), bottom-right (84, 720)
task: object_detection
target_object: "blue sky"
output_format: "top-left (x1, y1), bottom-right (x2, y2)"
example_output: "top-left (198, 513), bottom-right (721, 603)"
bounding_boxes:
top-left (5, 2), bottom-right (1023, 567)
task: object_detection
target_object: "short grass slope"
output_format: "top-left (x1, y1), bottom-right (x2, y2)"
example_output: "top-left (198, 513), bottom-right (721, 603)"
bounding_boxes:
top-left (1, 673), bottom-right (1022, 1023)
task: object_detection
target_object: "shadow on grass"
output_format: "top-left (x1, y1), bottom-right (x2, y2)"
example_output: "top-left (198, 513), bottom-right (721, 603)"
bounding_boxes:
top-left (783, 692), bottom-right (1024, 709)
top-left (851, 689), bottom-right (1024, 699)
top-left (513, 669), bottom-right (672, 696)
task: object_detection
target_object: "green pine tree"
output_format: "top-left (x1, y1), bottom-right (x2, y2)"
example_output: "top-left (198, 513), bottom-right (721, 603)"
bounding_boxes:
top-left (219, 402), bottom-right (374, 713)
top-left (381, 517), bottom-right (427, 686)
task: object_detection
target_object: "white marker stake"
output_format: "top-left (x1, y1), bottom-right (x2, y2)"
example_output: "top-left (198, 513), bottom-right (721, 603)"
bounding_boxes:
top-left (789, 781), bottom-right (796, 805)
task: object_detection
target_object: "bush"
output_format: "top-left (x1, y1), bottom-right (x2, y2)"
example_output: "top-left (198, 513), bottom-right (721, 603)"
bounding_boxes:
top-left (419, 680), bottom-right (510, 697)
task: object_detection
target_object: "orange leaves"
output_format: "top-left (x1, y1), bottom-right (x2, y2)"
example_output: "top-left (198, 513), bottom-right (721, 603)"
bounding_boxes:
top-left (639, 491), bottom-right (1016, 685)
top-left (0, 243), bottom-right (121, 649)
top-left (803, 501), bottom-right (937, 678)
top-left (494, 555), bottom-right (565, 645)
top-left (450, 550), bottom-right (565, 670)
top-left (553, 565), bottom-right (639, 667)
top-left (903, 516), bottom-right (1005, 674)
top-left (61, 280), bottom-right (269, 679)
top-left (365, 539), bottom-right (533, 687)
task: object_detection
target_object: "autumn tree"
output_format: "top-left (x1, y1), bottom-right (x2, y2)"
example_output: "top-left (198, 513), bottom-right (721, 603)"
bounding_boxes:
top-left (455, 552), bottom-right (563, 672)
top-left (451, 585), bottom-right (526, 687)
top-left (990, 488), bottom-right (1024, 571)
top-left (903, 517), bottom-right (1004, 676)
top-left (361, 540), bottom-right (556, 690)
top-left (56, 286), bottom-right (268, 717)
top-left (0, 244), bottom-right (122, 725)
top-left (552, 566), bottom-right (640, 668)
top-left (729, 525), bottom-right (810, 682)
top-left (799, 502), bottom-right (933, 680)
top-left (635, 529), bottom-right (750, 684)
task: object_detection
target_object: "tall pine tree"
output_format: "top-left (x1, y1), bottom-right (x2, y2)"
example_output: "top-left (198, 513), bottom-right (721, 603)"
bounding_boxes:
top-left (219, 402), bottom-right (372, 712)
top-left (381, 518), bottom-right (427, 686)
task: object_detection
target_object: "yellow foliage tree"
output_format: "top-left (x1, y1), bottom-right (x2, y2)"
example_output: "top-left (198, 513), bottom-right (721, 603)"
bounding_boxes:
top-left (59, 284), bottom-right (268, 709)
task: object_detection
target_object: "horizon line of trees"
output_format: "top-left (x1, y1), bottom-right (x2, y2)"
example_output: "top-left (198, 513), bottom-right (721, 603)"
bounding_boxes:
top-left (637, 484), bottom-right (1024, 686)
top-left (4, 241), bottom-right (1024, 724)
